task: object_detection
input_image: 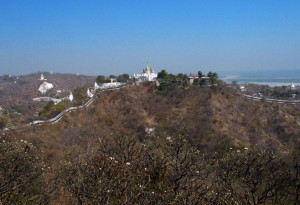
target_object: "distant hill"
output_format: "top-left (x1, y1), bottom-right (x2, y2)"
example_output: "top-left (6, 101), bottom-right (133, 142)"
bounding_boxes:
top-left (0, 72), bottom-right (95, 124)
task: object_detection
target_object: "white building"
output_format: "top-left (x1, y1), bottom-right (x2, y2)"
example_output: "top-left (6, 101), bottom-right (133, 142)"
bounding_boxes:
top-left (134, 64), bottom-right (157, 82)
top-left (239, 85), bottom-right (246, 92)
top-left (38, 82), bottom-right (54, 94)
top-left (187, 74), bottom-right (199, 84)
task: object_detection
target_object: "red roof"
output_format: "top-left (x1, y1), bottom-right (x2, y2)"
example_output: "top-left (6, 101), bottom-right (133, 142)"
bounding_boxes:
top-left (188, 74), bottom-right (198, 78)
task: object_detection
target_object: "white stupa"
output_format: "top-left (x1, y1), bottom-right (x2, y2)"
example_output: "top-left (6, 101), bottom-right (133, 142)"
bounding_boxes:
top-left (39, 73), bottom-right (46, 81)
top-left (94, 81), bottom-right (100, 89)
top-left (38, 82), bottom-right (54, 94)
top-left (87, 88), bottom-right (94, 98)
top-left (291, 82), bottom-right (295, 90)
top-left (69, 92), bottom-right (73, 102)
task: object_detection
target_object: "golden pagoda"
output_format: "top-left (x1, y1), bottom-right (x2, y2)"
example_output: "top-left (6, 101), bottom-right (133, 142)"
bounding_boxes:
top-left (134, 64), bottom-right (157, 82)
top-left (145, 64), bottom-right (151, 73)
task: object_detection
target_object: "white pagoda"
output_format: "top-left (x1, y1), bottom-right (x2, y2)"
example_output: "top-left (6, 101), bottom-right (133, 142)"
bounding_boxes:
top-left (68, 92), bottom-right (73, 102)
top-left (39, 73), bottom-right (46, 81)
top-left (87, 88), bottom-right (94, 98)
top-left (291, 82), bottom-right (295, 90)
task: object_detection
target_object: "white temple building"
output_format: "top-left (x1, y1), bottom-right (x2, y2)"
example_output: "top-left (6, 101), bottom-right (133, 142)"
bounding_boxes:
top-left (38, 82), bottom-right (54, 94)
top-left (134, 64), bottom-right (157, 82)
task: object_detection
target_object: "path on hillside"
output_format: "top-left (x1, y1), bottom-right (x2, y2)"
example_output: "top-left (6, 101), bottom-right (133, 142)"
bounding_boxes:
top-left (241, 93), bottom-right (300, 104)
top-left (29, 84), bottom-right (129, 126)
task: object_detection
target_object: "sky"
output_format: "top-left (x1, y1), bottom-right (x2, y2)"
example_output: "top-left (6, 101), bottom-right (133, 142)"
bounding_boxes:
top-left (0, 0), bottom-right (299, 77)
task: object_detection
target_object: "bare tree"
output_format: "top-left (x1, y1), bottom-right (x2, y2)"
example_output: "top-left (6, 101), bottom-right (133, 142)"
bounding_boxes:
top-left (214, 148), bottom-right (295, 205)
top-left (0, 137), bottom-right (48, 204)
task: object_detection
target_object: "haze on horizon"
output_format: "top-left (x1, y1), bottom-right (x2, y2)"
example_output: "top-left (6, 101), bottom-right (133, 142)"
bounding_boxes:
top-left (0, 0), bottom-right (299, 77)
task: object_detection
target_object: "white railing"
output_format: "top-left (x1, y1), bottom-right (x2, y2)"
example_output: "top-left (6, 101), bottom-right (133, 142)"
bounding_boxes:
top-left (241, 94), bottom-right (300, 104)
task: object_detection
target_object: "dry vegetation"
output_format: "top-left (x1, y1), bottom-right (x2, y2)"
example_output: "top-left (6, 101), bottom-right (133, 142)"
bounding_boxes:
top-left (0, 82), bottom-right (299, 204)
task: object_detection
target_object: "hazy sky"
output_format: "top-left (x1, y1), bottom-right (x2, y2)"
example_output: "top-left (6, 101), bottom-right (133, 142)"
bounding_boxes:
top-left (0, 0), bottom-right (299, 76)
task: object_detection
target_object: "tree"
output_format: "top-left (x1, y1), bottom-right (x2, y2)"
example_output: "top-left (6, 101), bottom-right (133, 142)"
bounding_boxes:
top-left (157, 70), bottom-right (168, 79)
top-left (59, 133), bottom-right (152, 204)
top-left (207, 72), bottom-right (218, 85)
top-left (39, 101), bottom-right (55, 116)
top-left (109, 75), bottom-right (117, 79)
top-left (73, 87), bottom-right (86, 105)
top-left (153, 135), bottom-right (213, 204)
top-left (214, 149), bottom-right (294, 204)
top-left (0, 139), bottom-right (48, 204)
top-left (59, 133), bottom-right (215, 204)
top-left (198, 71), bottom-right (203, 78)
top-left (117, 73), bottom-right (130, 82)
top-left (193, 78), bottom-right (199, 85)
top-left (96, 75), bottom-right (107, 83)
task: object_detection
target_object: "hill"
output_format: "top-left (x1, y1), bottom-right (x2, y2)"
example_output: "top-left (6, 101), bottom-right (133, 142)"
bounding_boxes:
top-left (1, 81), bottom-right (300, 204)
top-left (7, 82), bottom-right (300, 158)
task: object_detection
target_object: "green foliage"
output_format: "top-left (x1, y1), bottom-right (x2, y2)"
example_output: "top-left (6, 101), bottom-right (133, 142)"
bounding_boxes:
top-left (199, 78), bottom-right (207, 85)
top-left (157, 70), bottom-right (190, 91)
top-left (192, 78), bottom-right (199, 85)
top-left (117, 73), bottom-right (130, 82)
top-left (96, 75), bottom-right (107, 83)
top-left (0, 120), bottom-right (5, 129)
top-left (157, 69), bottom-right (168, 79)
top-left (55, 100), bottom-right (68, 112)
top-left (0, 110), bottom-right (10, 128)
top-left (39, 100), bottom-right (69, 117)
top-left (207, 71), bottom-right (218, 85)
top-left (198, 70), bottom-right (203, 78)
top-left (73, 87), bottom-right (86, 105)
top-left (176, 73), bottom-right (186, 81)
top-left (158, 80), bottom-right (173, 91)
top-left (109, 75), bottom-right (117, 79)
top-left (39, 101), bottom-right (54, 116)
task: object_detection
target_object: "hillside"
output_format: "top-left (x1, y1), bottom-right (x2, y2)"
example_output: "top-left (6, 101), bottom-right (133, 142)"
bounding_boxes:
top-left (1, 82), bottom-right (300, 204)
top-left (7, 82), bottom-right (300, 158)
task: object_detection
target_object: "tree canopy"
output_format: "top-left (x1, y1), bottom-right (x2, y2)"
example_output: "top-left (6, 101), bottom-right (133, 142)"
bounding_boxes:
top-left (157, 69), bottom-right (168, 79)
